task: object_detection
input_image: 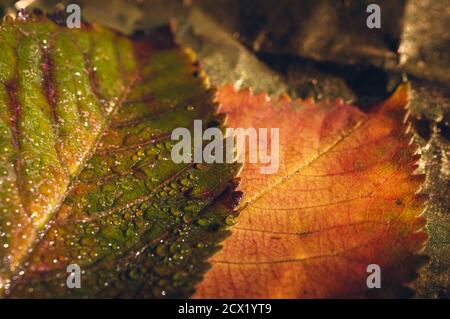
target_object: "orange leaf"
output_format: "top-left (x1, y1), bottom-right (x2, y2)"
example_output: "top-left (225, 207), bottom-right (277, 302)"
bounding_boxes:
top-left (194, 83), bottom-right (428, 298)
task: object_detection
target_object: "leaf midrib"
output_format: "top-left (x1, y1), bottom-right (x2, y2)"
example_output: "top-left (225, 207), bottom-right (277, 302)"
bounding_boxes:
top-left (238, 114), bottom-right (371, 213)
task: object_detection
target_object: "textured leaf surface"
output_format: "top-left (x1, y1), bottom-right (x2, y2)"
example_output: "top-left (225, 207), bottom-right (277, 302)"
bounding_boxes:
top-left (194, 84), bottom-right (428, 298)
top-left (0, 14), bottom-right (239, 297)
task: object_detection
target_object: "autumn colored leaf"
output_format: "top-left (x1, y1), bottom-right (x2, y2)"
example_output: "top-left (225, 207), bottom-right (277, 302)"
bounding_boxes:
top-left (0, 13), bottom-right (240, 298)
top-left (194, 83), bottom-right (428, 298)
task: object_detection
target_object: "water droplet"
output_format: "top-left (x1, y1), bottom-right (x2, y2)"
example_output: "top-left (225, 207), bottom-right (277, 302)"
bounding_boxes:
top-left (197, 218), bottom-right (209, 226)
top-left (170, 208), bottom-right (182, 217)
top-left (155, 244), bottom-right (168, 256)
top-left (225, 215), bottom-right (236, 226)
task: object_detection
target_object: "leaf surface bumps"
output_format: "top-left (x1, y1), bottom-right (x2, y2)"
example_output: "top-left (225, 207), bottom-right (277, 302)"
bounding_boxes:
top-left (0, 14), bottom-right (239, 297)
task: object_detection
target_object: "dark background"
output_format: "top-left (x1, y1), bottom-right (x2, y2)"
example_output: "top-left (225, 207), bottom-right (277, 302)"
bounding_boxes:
top-left (0, 0), bottom-right (448, 298)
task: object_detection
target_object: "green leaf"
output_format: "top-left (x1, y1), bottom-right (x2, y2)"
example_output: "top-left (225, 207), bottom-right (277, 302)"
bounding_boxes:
top-left (0, 13), bottom-right (240, 298)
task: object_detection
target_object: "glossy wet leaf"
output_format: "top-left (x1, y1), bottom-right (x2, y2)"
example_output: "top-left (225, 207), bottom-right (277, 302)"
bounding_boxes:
top-left (25, 0), bottom-right (450, 299)
top-left (194, 84), bottom-right (428, 298)
top-left (0, 14), bottom-right (240, 297)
